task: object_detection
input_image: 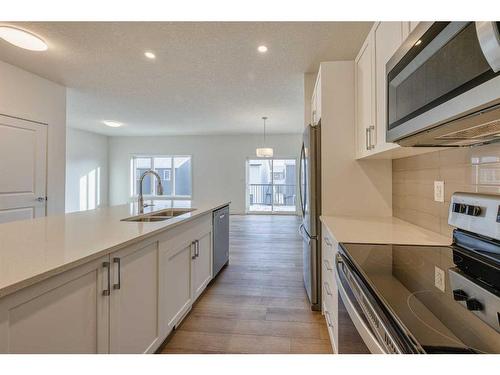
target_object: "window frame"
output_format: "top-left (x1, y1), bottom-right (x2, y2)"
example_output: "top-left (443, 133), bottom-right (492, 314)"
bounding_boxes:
top-left (245, 156), bottom-right (299, 215)
top-left (130, 154), bottom-right (193, 200)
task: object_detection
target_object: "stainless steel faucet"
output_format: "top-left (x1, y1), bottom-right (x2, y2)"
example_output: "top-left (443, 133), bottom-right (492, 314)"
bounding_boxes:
top-left (138, 169), bottom-right (164, 213)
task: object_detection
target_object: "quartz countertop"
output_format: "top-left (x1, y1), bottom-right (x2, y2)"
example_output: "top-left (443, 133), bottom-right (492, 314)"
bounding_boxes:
top-left (320, 215), bottom-right (451, 246)
top-left (0, 200), bottom-right (230, 298)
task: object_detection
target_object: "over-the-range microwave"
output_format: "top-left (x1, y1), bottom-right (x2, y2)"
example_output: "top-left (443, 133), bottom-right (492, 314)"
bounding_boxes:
top-left (386, 22), bottom-right (500, 147)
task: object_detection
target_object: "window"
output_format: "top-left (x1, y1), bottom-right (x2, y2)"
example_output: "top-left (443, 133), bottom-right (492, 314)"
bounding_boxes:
top-left (163, 169), bottom-right (171, 181)
top-left (246, 158), bottom-right (297, 213)
top-left (131, 156), bottom-right (192, 198)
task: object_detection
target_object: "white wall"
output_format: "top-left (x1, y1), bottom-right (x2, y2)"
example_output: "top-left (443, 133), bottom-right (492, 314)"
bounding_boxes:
top-left (109, 134), bottom-right (302, 214)
top-left (65, 128), bottom-right (109, 213)
top-left (0, 60), bottom-right (67, 215)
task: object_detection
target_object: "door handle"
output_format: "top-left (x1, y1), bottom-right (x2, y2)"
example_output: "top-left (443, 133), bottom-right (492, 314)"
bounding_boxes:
top-left (102, 261), bottom-right (110, 296)
top-left (299, 224), bottom-right (310, 244)
top-left (113, 257), bottom-right (121, 290)
top-left (324, 236), bottom-right (333, 247)
top-left (369, 125), bottom-right (375, 149)
top-left (325, 311), bottom-right (334, 328)
top-left (324, 281), bottom-right (333, 296)
top-left (191, 241), bottom-right (197, 259)
top-left (35, 196), bottom-right (46, 202)
top-left (365, 127), bottom-right (370, 150)
top-left (324, 259), bottom-right (333, 271)
top-left (298, 144), bottom-right (305, 217)
top-left (196, 240), bottom-right (200, 258)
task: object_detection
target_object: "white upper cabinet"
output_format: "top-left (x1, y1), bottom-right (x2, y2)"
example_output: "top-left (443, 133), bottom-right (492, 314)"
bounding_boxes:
top-left (355, 21), bottom-right (438, 159)
top-left (355, 35), bottom-right (375, 158)
top-left (311, 71), bottom-right (322, 125)
top-left (373, 22), bottom-right (406, 153)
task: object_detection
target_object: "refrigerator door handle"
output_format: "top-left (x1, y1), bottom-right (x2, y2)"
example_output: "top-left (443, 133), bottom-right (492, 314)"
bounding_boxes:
top-left (299, 224), bottom-right (311, 244)
top-left (298, 143), bottom-right (306, 217)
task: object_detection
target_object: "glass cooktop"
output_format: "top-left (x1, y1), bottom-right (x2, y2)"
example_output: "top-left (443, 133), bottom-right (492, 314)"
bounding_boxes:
top-left (339, 243), bottom-right (500, 354)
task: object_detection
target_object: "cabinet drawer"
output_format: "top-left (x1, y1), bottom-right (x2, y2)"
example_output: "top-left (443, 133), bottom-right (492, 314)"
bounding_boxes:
top-left (322, 225), bottom-right (336, 271)
top-left (322, 289), bottom-right (338, 354)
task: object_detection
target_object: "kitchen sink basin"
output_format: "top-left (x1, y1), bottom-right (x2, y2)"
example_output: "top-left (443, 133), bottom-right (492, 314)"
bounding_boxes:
top-left (121, 208), bottom-right (196, 222)
top-left (150, 208), bottom-right (196, 217)
top-left (121, 216), bottom-right (170, 222)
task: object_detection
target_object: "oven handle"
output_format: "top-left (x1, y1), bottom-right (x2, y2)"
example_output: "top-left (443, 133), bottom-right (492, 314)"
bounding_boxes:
top-left (335, 254), bottom-right (386, 354)
top-left (476, 22), bottom-right (500, 72)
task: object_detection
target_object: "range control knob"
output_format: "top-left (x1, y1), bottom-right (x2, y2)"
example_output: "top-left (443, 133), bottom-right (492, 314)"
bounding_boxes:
top-left (453, 289), bottom-right (468, 301)
top-left (466, 298), bottom-right (483, 311)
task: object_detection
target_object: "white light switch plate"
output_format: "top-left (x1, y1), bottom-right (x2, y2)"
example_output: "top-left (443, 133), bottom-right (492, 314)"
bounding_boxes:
top-left (434, 181), bottom-right (444, 202)
top-left (435, 266), bottom-right (446, 292)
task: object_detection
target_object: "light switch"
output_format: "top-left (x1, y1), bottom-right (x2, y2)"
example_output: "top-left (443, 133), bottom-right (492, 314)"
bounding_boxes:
top-left (434, 181), bottom-right (444, 202)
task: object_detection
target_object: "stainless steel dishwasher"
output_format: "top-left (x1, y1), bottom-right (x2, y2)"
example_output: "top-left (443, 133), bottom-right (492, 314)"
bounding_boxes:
top-left (212, 205), bottom-right (229, 277)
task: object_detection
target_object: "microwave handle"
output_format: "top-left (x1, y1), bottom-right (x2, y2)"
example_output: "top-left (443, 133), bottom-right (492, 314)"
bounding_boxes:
top-left (476, 22), bottom-right (500, 72)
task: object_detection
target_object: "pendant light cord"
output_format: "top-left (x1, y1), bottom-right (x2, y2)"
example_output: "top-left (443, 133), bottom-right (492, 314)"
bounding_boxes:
top-left (262, 116), bottom-right (268, 146)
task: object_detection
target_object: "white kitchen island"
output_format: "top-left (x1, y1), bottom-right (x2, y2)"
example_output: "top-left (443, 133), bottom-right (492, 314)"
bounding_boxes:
top-left (0, 200), bottom-right (230, 353)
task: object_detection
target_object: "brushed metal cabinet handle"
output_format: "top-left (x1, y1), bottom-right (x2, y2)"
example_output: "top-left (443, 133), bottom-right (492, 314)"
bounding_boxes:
top-left (113, 257), bottom-right (121, 290)
top-left (325, 311), bottom-right (334, 328)
top-left (324, 281), bottom-right (333, 296)
top-left (369, 125), bottom-right (375, 149)
top-left (102, 261), bottom-right (110, 296)
top-left (365, 128), bottom-right (370, 150)
top-left (196, 240), bottom-right (200, 258)
top-left (324, 259), bottom-right (333, 271)
top-left (324, 236), bottom-right (333, 247)
top-left (191, 241), bottom-right (197, 259)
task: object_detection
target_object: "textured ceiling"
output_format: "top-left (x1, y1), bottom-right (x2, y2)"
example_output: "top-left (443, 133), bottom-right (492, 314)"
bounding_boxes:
top-left (0, 22), bottom-right (372, 135)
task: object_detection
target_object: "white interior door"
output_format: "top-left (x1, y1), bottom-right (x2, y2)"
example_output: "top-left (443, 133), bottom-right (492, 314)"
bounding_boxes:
top-left (0, 114), bottom-right (47, 224)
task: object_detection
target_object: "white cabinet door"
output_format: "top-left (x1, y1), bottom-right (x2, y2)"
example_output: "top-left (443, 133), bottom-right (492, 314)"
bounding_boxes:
top-left (192, 231), bottom-right (212, 300)
top-left (373, 22), bottom-right (405, 150)
top-left (355, 35), bottom-right (375, 158)
top-left (161, 239), bottom-right (193, 332)
top-left (311, 71), bottom-right (322, 125)
top-left (0, 115), bottom-right (47, 224)
top-left (0, 256), bottom-right (109, 353)
top-left (109, 241), bottom-right (161, 354)
top-left (322, 225), bottom-right (339, 353)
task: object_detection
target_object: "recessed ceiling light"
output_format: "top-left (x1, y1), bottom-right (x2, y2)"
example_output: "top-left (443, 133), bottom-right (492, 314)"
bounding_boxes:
top-left (103, 120), bottom-right (123, 128)
top-left (144, 51), bottom-right (156, 59)
top-left (0, 26), bottom-right (48, 51)
top-left (257, 45), bottom-right (268, 53)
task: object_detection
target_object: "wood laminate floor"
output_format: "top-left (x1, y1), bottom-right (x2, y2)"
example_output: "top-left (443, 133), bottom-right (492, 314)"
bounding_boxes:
top-left (161, 214), bottom-right (332, 354)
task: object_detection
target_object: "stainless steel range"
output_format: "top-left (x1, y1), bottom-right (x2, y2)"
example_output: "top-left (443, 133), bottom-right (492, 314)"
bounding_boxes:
top-left (336, 192), bottom-right (500, 353)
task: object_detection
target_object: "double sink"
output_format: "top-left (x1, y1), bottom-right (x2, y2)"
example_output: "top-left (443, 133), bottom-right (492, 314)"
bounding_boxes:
top-left (121, 208), bottom-right (196, 222)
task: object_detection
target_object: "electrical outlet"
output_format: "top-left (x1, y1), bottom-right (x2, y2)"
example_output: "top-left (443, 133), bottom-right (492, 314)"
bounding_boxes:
top-left (434, 181), bottom-right (444, 202)
top-left (435, 266), bottom-right (445, 292)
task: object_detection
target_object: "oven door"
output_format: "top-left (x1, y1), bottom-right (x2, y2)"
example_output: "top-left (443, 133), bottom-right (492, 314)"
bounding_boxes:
top-left (335, 251), bottom-right (423, 354)
top-left (386, 22), bottom-right (500, 143)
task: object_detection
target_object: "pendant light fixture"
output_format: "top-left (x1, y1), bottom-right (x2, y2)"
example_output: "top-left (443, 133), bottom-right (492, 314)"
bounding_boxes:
top-left (256, 116), bottom-right (273, 158)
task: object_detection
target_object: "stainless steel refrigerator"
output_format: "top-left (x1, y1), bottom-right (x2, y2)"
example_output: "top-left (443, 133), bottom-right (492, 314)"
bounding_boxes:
top-left (298, 123), bottom-right (321, 311)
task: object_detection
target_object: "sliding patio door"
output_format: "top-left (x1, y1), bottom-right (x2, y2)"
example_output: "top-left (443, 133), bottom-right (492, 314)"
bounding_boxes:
top-left (246, 158), bottom-right (297, 214)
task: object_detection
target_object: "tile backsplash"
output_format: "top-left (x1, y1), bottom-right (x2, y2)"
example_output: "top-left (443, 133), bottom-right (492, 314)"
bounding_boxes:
top-left (392, 143), bottom-right (500, 238)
